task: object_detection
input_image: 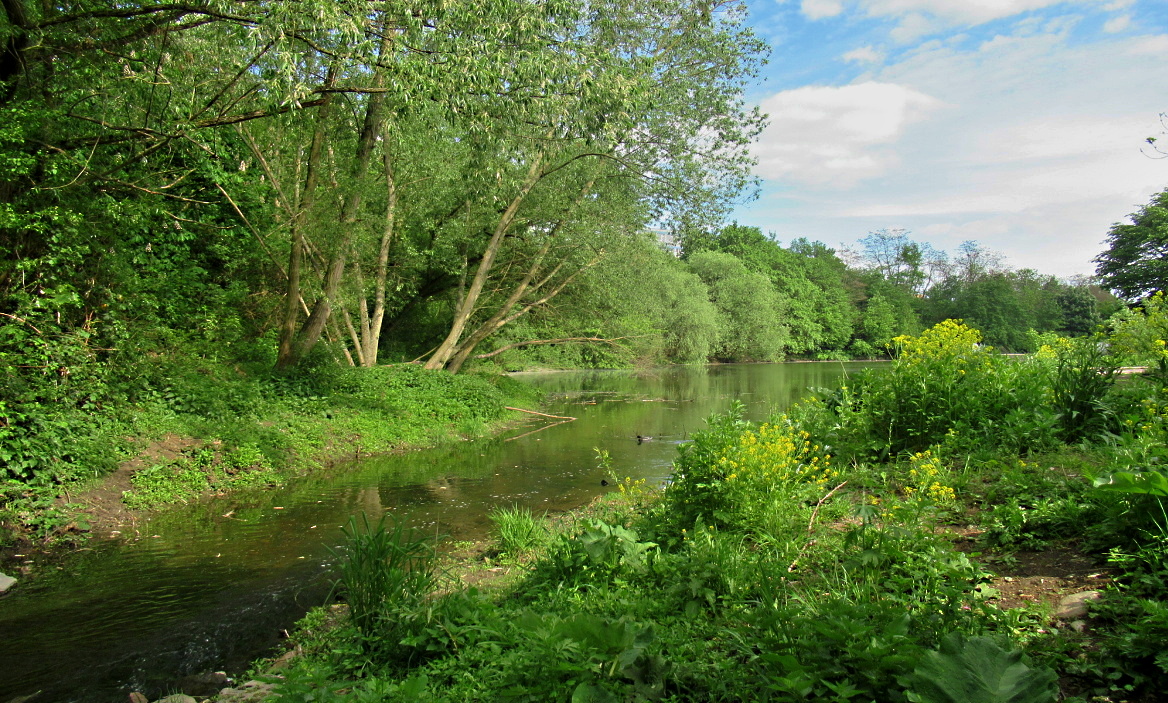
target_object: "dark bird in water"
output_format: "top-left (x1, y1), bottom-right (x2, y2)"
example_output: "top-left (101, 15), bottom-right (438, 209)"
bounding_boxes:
top-left (600, 479), bottom-right (609, 486)
top-left (637, 435), bottom-right (653, 444)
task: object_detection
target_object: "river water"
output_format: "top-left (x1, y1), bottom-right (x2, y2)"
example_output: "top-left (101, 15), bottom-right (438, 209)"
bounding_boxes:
top-left (0, 362), bottom-right (872, 703)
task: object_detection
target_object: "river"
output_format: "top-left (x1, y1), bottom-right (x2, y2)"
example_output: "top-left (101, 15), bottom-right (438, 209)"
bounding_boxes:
top-left (0, 362), bottom-right (873, 703)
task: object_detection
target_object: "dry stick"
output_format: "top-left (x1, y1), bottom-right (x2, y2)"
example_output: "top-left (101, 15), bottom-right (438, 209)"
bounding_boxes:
top-left (787, 480), bottom-right (848, 573)
top-left (505, 407), bottom-right (577, 421)
top-left (505, 419), bottom-right (574, 442)
top-left (0, 312), bottom-right (44, 334)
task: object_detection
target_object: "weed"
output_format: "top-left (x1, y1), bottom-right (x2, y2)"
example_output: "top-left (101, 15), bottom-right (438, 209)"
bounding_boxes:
top-left (329, 513), bottom-right (438, 661)
top-left (488, 505), bottom-right (548, 556)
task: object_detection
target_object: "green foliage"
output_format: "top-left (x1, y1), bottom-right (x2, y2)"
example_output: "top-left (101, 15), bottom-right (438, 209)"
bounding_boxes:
top-left (686, 250), bottom-right (789, 361)
top-left (122, 445), bottom-right (281, 509)
top-left (1106, 291), bottom-right (1168, 369)
top-left (489, 505), bottom-right (549, 556)
top-left (1095, 188), bottom-right (1168, 301)
top-left (525, 520), bottom-right (659, 592)
top-left (1094, 470), bottom-right (1168, 498)
top-left (806, 321), bottom-right (1120, 460)
top-left (899, 633), bottom-right (1058, 703)
top-left (330, 513), bottom-right (438, 656)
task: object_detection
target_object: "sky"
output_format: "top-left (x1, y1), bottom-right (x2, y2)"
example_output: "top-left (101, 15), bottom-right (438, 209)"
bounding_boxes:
top-left (731, 0), bottom-right (1168, 278)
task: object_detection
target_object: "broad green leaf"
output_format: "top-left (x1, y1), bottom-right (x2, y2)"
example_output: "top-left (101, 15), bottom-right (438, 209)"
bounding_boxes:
top-left (900, 633), bottom-right (1058, 703)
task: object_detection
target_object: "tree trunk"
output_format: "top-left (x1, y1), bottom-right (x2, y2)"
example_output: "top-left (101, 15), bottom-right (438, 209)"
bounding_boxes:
top-left (354, 149), bottom-right (397, 366)
top-left (423, 152), bottom-right (546, 370)
top-left (440, 176), bottom-right (599, 373)
top-left (275, 65), bottom-right (336, 371)
top-left (285, 30), bottom-right (394, 367)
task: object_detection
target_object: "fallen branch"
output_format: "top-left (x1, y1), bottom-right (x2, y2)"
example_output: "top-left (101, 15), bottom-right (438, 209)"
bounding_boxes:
top-left (474, 335), bottom-right (648, 360)
top-left (505, 407), bottom-right (577, 421)
top-left (788, 480), bottom-right (848, 573)
top-left (504, 419), bottom-right (574, 442)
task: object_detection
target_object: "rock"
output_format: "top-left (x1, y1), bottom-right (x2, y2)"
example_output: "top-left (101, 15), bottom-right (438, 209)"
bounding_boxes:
top-left (1069, 619), bottom-right (1088, 633)
top-left (265, 649), bottom-right (299, 672)
top-left (216, 680), bottom-right (280, 703)
top-left (1056, 590), bottom-right (1101, 620)
top-left (176, 671), bottom-right (231, 696)
top-left (154, 695), bottom-right (197, 703)
top-left (129, 693), bottom-right (148, 703)
top-left (0, 572), bottom-right (16, 594)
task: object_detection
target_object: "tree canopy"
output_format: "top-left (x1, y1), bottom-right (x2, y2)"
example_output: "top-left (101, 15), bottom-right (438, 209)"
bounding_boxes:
top-left (1095, 188), bottom-right (1168, 301)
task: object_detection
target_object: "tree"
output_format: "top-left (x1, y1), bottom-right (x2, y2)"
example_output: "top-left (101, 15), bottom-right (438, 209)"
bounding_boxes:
top-left (1057, 285), bottom-right (1100, 337)
top-left (857, 229), bottom-right (946, 294)
top-left (1095, 188), bottom-right (1168, 301)
top-left (419, 0), bottom-right (767, 372)
top-left (687, 251), bottom-right (788, 361)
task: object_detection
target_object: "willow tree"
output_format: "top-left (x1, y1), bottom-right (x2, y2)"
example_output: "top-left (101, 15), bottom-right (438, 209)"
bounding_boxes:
top-left (421, 0), bottom-right (767, 372)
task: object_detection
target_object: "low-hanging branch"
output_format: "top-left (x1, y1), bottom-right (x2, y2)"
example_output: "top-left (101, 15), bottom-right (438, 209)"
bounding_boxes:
top-left (473, 335), bottom-right (648, 360)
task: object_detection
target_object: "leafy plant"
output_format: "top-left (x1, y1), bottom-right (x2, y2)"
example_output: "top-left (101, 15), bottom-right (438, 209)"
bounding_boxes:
top-left (899, 633), bottom-right (1058, 703)
top-left (489, 505), bottom-right (548, 556)
top-left (329, 513), bottom-right (438, 652)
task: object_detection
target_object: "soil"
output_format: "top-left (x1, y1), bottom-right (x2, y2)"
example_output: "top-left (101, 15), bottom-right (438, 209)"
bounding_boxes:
top-left (75, 433), bottom-right (205, 539)
top-left (950, 529), bottom-right (1113, 612)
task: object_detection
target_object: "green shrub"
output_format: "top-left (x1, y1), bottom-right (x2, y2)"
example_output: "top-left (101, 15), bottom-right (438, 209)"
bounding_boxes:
top-left (489, 505), bottom-right (548, 556)
top-left (330, 513), bottom-right (438, 659)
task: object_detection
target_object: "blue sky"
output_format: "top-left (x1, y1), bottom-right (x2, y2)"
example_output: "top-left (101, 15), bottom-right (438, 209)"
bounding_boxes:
top-left (731, 0), bottom-right (1168, 278)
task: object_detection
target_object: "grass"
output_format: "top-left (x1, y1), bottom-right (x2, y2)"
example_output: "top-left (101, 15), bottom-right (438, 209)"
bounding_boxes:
top-left (488, 505), bottom-right (549, 557)
top-left (1, 362), bottom-right (539, 548)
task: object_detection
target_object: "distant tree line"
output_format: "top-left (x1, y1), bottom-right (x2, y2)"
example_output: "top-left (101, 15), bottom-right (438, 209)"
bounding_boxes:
top-left (493, 223), bottom-right (1119, 368)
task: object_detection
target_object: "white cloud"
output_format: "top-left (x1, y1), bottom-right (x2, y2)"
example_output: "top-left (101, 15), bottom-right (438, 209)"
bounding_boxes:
top-left (1103, 14), bottom-right (1133, 32)
top-left (841, 45), bottom-right (885, 63)
top-left (801, 0), bottom-right (844, 20)
top-left (1126, 34), bottom-right (1168, 54)
top-left (799, 0), bottom-right (1094, 32)
top-left (865, 0), bottom-right (1070, 25)
top-left (736, 19), bottom-right (1168, 278)
top-left (889, 12), bottom-right (938, 43)
top-left (752, 82), bottom-right (943, 187)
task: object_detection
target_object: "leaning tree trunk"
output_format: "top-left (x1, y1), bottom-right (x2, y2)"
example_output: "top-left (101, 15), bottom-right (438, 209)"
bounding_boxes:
top-left (284, 30), bottom-right (395, 367)
top-left (440, 176), bottom-right (599, 373)
top-left (275, 66), bottom-right (336, 371)
top-left (423, 152), bottom-right (546, 371)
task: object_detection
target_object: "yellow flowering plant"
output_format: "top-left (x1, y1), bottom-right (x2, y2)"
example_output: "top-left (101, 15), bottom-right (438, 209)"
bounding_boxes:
top-left (664, 404), bottom-right (837, 536)
top-left (889, 448), bottom-right (957, 525)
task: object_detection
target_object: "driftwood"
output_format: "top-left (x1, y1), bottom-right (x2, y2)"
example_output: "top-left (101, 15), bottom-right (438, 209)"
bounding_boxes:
top-left (502, 407), bottom-right (577, 442)
top-left (504, 419), bottom-right (575, 442)
top-left (505, 407), bottom-right (577, 420)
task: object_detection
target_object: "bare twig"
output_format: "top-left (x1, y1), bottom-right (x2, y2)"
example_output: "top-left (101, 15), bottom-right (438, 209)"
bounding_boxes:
top-left (0, 312), bottom-right (44, 335)
top-left (504, 419), bottom-right (574, 442)
top-left (788, 480), bottom-right (848, 573)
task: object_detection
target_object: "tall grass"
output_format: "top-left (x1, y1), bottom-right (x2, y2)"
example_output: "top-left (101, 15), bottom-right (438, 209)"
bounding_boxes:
top-left (489, 505), bottom-right (548, 556)
top-left (330, 513), bottom-right (437, 643)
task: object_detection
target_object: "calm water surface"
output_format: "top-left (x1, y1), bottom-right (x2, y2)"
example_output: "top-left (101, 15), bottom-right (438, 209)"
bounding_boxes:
top-left (0, 362), bottom-right (874, 702)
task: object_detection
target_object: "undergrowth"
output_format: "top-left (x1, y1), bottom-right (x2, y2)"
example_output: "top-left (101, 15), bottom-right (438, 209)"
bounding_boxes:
top-left (269, 320), bottom-right (1168, 702)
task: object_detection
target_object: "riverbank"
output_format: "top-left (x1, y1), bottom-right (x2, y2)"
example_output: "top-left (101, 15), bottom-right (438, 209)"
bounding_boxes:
top-left (184, 322), bottom-right (1168, 702)
top-left (0, 364), bottom-right (540, 586)
top-left (196, 439), bottom-right (1138, 703)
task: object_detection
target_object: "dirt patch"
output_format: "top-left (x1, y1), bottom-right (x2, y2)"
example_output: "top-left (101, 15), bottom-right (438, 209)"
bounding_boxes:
top-left (437, 541), bottom-right (527, 593)
top-left (73, 434), bottom-right (205, 538)
top-left (951, 531), bottom-right (1113, 612)
top-left (985, 546), bottom-right (1111, 611)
